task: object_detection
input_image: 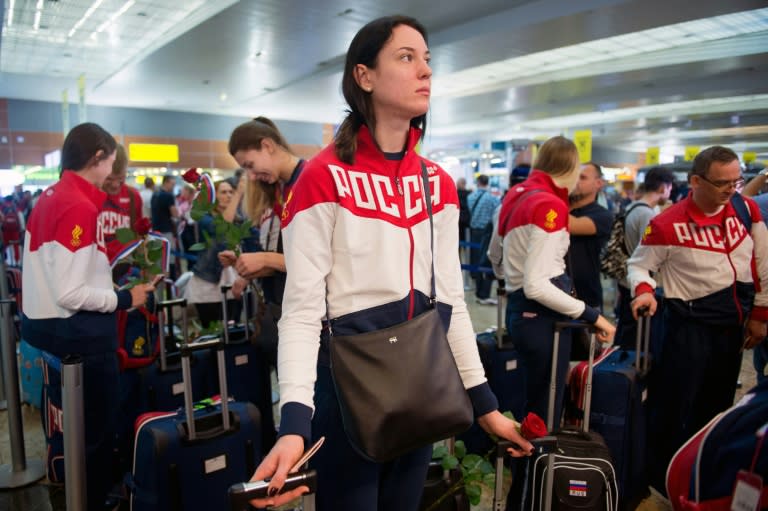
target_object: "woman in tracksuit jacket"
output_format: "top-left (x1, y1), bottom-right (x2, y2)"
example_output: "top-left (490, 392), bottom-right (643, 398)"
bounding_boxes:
top-left (490, 136), bottom-right (615, 428)
top-left (21, 123), bottom-right (154, 511)
top-left (247, 16), bottom-right (533, 511)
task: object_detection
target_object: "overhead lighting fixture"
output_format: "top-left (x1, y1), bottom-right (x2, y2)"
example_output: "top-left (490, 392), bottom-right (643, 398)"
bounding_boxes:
top-left (95, 0), bottom-right (136, 34)
top-left (33, 0), bottom-right (43, 31)
top-left (7, 0), bottom-right (14, 28)
top-left (68, 0), bottom-right (106, 38)
top-left (433, 7), bottom-right (768, 98)
top-left (520, 94), bottom-right (768, 130)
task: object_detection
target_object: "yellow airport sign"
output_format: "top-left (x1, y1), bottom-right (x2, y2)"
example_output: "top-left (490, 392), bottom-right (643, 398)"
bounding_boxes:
top-left (129, 143), bottom-right (180, 163)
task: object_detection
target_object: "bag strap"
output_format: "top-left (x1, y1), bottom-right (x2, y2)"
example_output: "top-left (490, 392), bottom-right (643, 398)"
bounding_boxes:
top-left (619, 201), bottom-right (652, 252)
top-left (420, 161), bottom-right (436, 301)
top-left (730, 193), bottom-right (753, 233)
top-left (468, 190), bottom-right (486, 220)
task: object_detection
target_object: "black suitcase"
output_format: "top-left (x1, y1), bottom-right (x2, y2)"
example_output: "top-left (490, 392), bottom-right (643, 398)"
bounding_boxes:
top-left (509, 322), bottom-right (618, 511)
top-left (459, 285), bottom-right (526, 455)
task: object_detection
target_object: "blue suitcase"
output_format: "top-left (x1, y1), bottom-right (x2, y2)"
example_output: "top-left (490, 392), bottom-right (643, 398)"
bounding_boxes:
top-left (217, 286), bottom-right (276, 451)
top-left (458, 287), bottom-right (526, 454)
top-left (19, 338), bottom-right (43, 409)
top-left (130, 316), bottom-right (262, 511)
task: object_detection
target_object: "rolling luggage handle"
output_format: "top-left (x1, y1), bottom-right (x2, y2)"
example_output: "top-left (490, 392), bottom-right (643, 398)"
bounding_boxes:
top-left (179, 336), bottom-right (231, 440)
top-left (228, 469), bottom-right (318, 511)
top-left (548, 320), bottom-right (597, 511)
top-left (496, 280), bottom-right (506, 348)
top-left (220, 285), bottom-right (250, 344)
top-left (157, 297), bottom-right (187, 372)
top-left (635, 306), bottom-right (651, 375)
top-left (552, 321), bottom-right (597, 433)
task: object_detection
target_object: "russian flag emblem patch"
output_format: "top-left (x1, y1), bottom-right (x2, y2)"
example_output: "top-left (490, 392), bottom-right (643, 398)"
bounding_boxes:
top-left (569, 480), bottom-right (588, 497)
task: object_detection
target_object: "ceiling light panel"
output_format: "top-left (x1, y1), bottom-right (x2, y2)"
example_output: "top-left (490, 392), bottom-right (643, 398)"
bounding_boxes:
top-left (433, 7), bottom-right (768, 99)
top-left (1, 0), bottom-right (236, 80)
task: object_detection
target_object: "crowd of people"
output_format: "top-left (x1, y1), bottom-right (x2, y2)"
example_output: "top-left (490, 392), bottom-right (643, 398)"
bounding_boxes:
top-left (8, 13), bottom-right (767, 511)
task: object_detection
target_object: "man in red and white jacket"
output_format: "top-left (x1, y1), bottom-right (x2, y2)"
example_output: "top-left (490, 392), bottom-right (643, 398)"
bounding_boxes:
top-left (628, 145), bottom-right (768, 494)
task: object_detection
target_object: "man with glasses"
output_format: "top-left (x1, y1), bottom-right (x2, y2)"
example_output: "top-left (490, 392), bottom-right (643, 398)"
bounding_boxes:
top-left (627, 145), bottom-right (768, 495)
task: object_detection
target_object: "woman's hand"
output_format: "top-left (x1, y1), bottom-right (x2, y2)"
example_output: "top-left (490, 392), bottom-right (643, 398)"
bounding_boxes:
top-left (593, 315), bottom-right (616, 344)
top-left (218, 250), bottom-right (237, 268)
top-left (235, 253), bottom-right (268, 279)
top-left (231, 277), bottom-right (249, 300)
top-left (477, 410), bottom-right (534, 457)
top-left (129, 282), bottom-right (155, 308)
top-left (247, 434), bottom-right (308, 508)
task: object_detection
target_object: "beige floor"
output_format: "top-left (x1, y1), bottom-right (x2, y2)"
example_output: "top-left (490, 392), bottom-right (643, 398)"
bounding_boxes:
top-left (0, 281), bottom-right (759, 510)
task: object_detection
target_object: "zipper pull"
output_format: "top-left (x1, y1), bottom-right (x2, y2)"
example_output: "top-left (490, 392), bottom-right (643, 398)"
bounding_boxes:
top-left (396, 177), bottom-right (403, 196)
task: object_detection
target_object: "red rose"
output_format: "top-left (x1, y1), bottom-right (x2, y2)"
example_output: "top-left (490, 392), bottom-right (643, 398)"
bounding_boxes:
top-left (520, 412), bottom-right (547, 440)
top-left (182, 168), bottom-right (201, 184)
top-left (133, 217), bottom-right (152, 236)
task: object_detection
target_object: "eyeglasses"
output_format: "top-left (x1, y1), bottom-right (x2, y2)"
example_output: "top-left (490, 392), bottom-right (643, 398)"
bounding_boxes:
top-left (698, 174), bottom-right (745, 191)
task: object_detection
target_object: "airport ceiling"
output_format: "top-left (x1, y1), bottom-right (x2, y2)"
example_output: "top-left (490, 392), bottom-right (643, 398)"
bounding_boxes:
top-left (1, 0), bottom-right (768, 161)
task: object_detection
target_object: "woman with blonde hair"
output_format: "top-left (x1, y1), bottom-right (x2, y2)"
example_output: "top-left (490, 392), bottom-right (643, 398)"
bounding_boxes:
top-left (491, 135), bottom-right (616, 427)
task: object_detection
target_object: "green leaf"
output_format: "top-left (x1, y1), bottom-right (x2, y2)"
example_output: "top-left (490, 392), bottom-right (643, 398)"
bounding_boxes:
top-left (454, 440), bottom-right (466, 459)
top-left (478, 459), bottom-right (494, 475)
top-left (465, 482), bottom-right (482, 504)
top-left (239, 220), bottom-right (253, 237)
top-left (115, 228), bottom-right (137, 244)
top-left (432, 444), bottom-right (448, 460)
top-left (482, 473), bottom-right (496, 488)
top-left (188, 242), bottom-right (206, 252)
top-left (502, 410), bottom-right (516, 421)
top-left (461, 454), bottom-right (484, 471)
top-left (441, 455), bottom-right (459, 471)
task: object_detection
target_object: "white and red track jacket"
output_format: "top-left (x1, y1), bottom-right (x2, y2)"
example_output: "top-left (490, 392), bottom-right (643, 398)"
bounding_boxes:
top-left (277, 126), bottom-right (494, 442)
top-left (22, 172), bottom-right (131, 348)
top-left (490, 170), bottom-right (599, 322)
top-left (628, 193), bottom-right (768, 324)
top-left (99, 183), bottom-right (143, 263)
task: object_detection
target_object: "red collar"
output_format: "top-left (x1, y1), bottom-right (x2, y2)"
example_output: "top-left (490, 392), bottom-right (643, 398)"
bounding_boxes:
top-left (525, 169), bottom-right (570, 204)
top-left (59, 171), bottom-right (107, 209)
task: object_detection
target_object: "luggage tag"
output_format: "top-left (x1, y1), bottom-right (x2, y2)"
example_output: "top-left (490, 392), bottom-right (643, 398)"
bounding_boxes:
top-left (731, 471), bottom-right (762, 511)
top-left (732, 424), bottom-right (766, 511)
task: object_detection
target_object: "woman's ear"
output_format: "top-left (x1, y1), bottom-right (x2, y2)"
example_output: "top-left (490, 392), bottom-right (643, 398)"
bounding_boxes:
top-left (260, 137), bottom-right (276, 154)
top-left (354, 64), bottom-right (373, 93)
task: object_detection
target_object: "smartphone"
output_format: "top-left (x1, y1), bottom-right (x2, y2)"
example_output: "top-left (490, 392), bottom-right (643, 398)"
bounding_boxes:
top-left (290, 436), bottom-right (325, 473)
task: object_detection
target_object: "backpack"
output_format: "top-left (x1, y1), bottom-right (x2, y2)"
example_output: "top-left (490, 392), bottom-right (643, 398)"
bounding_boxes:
top-left (600, 202), bottom-right (651, 280)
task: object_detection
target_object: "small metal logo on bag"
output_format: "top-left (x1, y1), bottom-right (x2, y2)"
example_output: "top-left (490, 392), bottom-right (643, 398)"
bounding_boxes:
top-left (388, 336), bottom-right (398, 344)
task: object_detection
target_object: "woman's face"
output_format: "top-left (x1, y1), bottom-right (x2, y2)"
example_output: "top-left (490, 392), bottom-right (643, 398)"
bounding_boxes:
top-left (234, 148), bottom-right (277, 185)
top-left (362, 24), bottom-right (432, 122)
top-left (216, 181), bottom-right (235, 210)
top-left (563, 158), bottom-right (582, 193)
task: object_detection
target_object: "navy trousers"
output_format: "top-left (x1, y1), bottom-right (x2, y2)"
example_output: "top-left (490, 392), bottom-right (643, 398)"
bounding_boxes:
top-left (310, 364), bottom-right (433, 511)
top-left (505, 290), bottom-right (572, 427)
top-left (646, 310), bottom-right (742, 494)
